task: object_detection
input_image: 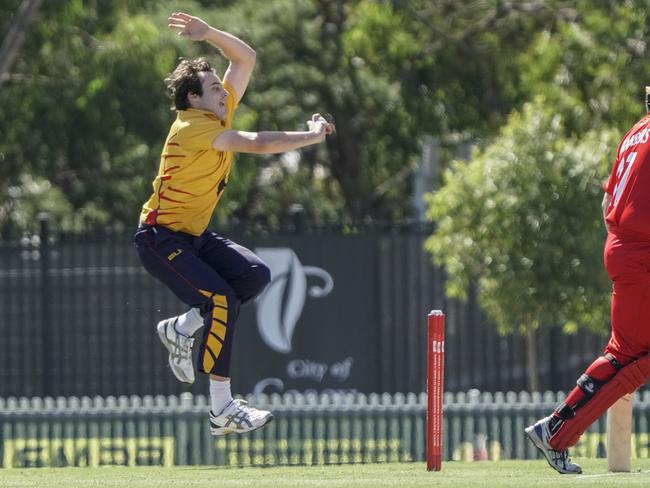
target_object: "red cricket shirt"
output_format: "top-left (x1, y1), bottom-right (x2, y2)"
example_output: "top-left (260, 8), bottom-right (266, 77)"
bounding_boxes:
top-left (604, 115), bottom-right (650, 240)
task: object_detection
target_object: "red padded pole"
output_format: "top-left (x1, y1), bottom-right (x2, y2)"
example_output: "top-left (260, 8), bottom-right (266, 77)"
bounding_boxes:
top-left (427, 310), bottom-right (445, 471)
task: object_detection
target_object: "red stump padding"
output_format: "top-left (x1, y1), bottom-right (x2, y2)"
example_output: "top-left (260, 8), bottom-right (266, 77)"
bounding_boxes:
top-left (427, 310), bottom-right (445, 471)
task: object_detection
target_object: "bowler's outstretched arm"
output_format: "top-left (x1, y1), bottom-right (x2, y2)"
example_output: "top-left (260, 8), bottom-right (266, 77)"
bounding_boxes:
top-left (168, 12), bottom-right (256, 103)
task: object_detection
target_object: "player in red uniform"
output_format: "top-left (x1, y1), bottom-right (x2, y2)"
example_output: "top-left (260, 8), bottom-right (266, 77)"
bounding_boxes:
top-left (526, 88), bottom-right (650, 474)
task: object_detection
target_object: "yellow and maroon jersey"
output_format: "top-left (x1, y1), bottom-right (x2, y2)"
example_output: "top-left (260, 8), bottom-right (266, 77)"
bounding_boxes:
top-left (140, 81), bottom-right (238, 236)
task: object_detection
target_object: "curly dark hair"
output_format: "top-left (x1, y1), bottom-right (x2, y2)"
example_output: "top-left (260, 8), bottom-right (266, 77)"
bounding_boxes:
top-left (165, 58), bottom-right (214, 110)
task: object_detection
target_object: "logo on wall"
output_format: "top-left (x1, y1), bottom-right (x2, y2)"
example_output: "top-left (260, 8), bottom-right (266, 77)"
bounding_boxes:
top-left (254, 248), bottom-right (334, 353)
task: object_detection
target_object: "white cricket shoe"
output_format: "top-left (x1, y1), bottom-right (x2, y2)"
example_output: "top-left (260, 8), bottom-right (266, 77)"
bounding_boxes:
top-left (209, 399), bottom-right (273, 436)
top-left (525, 416), bottom-right (582, 474)
top-left (156, 317), bottom-right (195, 384)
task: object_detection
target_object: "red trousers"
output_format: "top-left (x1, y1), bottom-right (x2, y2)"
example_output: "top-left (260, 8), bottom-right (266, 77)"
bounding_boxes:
top-left (548, 230), bottom-right (650, 450)
top-left (603, 231), bottom-right (650, 363)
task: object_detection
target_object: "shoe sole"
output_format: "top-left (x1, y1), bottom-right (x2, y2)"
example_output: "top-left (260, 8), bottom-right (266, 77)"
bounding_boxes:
top-left (525, 425), bottom-right (582, 475)
top-left (210, 414), bottom-right (274, 436)
top-left (156, 320), bottom-right (194, 384)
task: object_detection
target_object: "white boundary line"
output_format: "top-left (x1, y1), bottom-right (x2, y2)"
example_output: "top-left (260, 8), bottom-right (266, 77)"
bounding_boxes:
top-left (577, 470), bottom-right (650, 480)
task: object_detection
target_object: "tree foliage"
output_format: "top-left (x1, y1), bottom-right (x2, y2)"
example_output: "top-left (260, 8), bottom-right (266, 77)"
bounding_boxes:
top-left (425, 98), bottom-right (615, 338)
top-left (421, 0), bottom-right (650, 344)
top-left (0, 0), bottom-right (178, 234)
top-left (2, 0), bottom-right (602, 235)
top-left (516, 0), bottom-right (650, 132)
top-left (4, 0), bottom-right (650, 364)
top-left (0, 0), bottom-right (424, 234)
top-left (2, 2), bottom-right (650, 342)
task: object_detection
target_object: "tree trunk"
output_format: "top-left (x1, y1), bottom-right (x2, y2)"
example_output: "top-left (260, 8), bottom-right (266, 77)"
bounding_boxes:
top-left (525, 326), bottom-right (540, 391)
top-left (0, 0), bottom-right (43, 86)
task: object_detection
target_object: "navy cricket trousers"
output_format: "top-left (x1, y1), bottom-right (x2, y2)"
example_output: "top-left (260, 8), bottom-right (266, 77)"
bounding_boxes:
top-left (134, 225), bottom-right (270, 377)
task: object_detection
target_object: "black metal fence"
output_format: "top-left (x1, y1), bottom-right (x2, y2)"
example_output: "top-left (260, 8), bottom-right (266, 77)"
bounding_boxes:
top-left (0, 220), bottom-right (608, 398)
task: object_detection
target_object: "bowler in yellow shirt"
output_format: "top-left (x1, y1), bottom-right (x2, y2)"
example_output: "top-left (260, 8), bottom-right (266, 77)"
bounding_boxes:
top-left (135, 12), bottom-right (332, 436)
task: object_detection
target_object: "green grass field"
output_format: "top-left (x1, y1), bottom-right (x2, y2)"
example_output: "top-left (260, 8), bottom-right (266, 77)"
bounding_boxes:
top-left (2, 460), bottom-right (650, 488)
